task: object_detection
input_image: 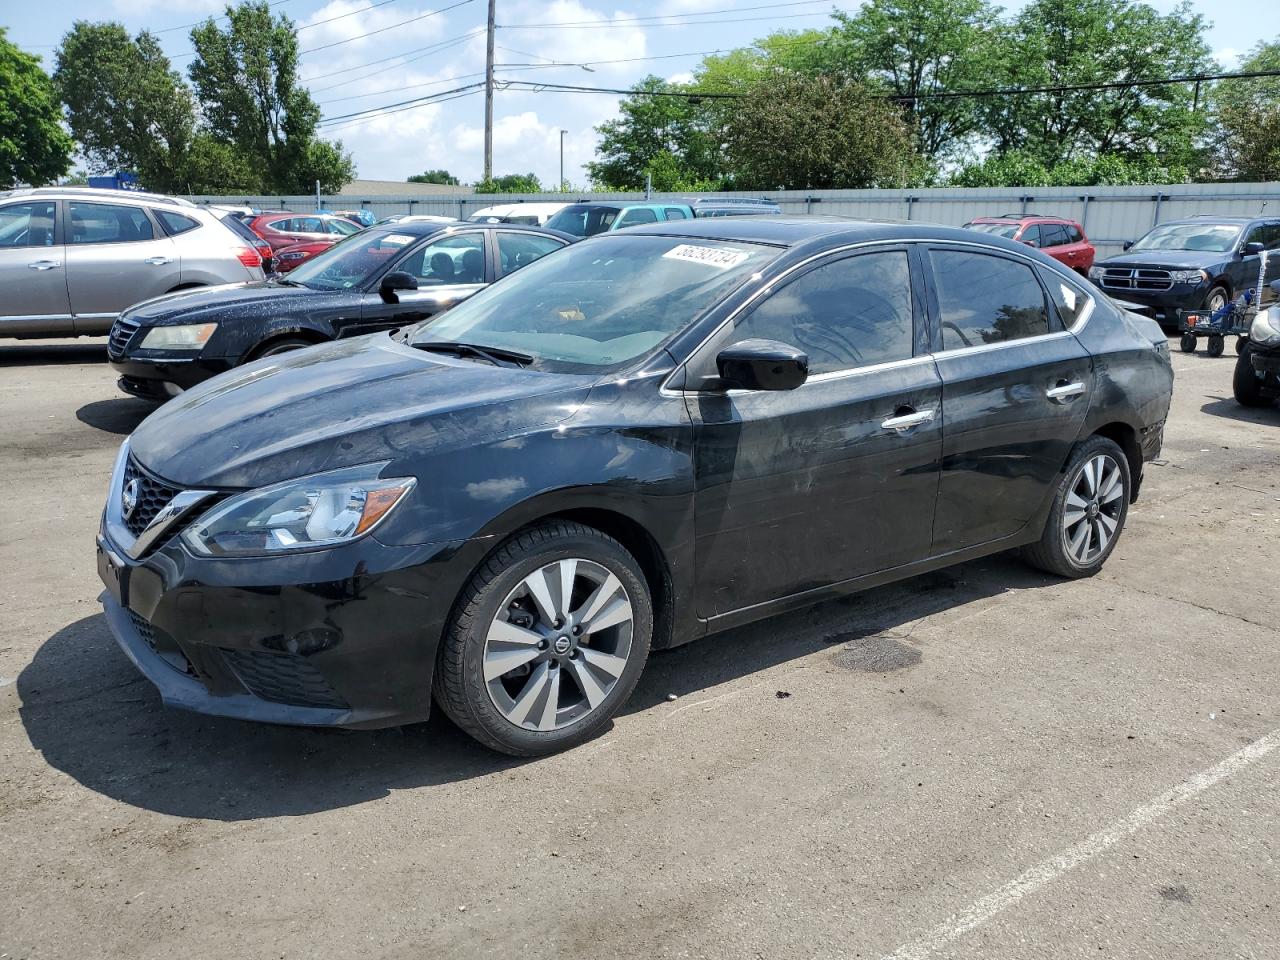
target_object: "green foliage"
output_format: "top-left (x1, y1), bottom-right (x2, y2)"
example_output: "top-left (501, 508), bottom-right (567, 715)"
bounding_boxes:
top-left (408, 169), bottom-right (460, 185)
top-left (1213, 41), bottom-right (1280, 182)
top-left (951, 150), bottom-right (1191, 186)
top-left (473, 172), bottom-right (543, 193)
top-left (0, 28), bottom-right (71, 187)
top-left (188, 1), bottom-right (354, 193)
top-left (54, 22), bottom-right (194, 192)
top-left (721, 73), bottom-right (918, 190)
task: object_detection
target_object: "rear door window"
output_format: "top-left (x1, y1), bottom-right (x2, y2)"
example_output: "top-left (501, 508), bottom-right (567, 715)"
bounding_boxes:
top-left (1063, 223), bottom-right (1084, 243)
top-left (397, 233), bottom-right (487, 285)
top-left (68, 202), bottom-right (155, 244)
top-left (663, 207), bottom-right (688, 221)
top-left (930, 249), bottom-right (1050, 349)
top-left (0, 201), bottom-right (56, 247)
top-left (496, 231), bottom-right (564, 277)
top-left (617, 208), bottom-right (658, 228)
top-left (1040, 224), bottom-right (1070, 248)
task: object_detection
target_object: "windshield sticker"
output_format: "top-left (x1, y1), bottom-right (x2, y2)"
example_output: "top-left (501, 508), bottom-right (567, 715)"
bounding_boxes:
top-left (381, 234), bottom-right (415, 247)
top-left (663, 244), bottom-right (750, 269)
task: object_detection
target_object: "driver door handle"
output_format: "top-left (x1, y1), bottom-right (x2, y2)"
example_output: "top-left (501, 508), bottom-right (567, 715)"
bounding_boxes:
top-left (1046, 380), bottom-right (1085, 403)
top-left (28, 260), bottom-right (61, 270)
top-left (881, 408), bottom-right (936, 433)
top-left (144, 256), bottom-right (174, 266)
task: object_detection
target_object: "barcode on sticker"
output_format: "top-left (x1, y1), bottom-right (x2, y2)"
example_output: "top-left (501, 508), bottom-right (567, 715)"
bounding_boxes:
top-left (663, 244), bottom-right (749, 269)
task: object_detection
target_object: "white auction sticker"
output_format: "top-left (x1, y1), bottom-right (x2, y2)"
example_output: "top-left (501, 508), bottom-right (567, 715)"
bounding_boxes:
top-left (662, 244), bottom-right (750, 269)
top-left (382, 234), bottom-right (415, 247)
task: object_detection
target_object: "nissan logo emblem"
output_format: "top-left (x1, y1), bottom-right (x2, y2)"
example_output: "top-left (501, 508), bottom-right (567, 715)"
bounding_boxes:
top-left (121, 478), bottom-right (140, 520)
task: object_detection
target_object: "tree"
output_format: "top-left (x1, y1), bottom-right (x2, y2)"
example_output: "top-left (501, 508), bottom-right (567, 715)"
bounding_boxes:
top-left (950, 149), bottom-right (1190, 186)
top-left (585, 76), bottom-right (721, 190)
top-left (189, 1), bottom-right (354, 193)
top-left (408, 169), bottom-right (460, 185)
top-left (0, 28), bottom-right (72, 188)
top-left (54, 23), bottom-right (194, 192)
top-left (720, 73), bottom-right (918, 189)
top-left (473, 172), bottom-right (542, 193)
top-left (826, 0), bottom-right (1003, 162)
top-left (1213, 41), bottom-right (1280, 181)
top-left (981, 0), bottom-right (1213, 167)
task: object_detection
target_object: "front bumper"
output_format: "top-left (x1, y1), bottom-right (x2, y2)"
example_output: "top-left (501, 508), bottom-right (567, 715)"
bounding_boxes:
top-left (110, 355), bottom-right (235, 399)
top-left (1091, 283), bottom-right (1210, 326)
top-left (96, 522), bottom-right (480, 730)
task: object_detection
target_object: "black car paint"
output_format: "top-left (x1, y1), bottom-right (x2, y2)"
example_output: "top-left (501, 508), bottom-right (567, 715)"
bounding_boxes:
top-left (1092, 217), bottom-right (1280, 326)
top-left (98, 217), bottom-right (1173, 730)
top-left (107, 222), bottom-right (572, 399)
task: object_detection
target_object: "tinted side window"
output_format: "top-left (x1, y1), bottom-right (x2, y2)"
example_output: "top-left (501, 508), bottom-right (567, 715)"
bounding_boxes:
top-left (931, 250), bottom-right (1049, 349)
top-left (294, 217), bottom-right (324, 233)
top-left (663, 207), bottom-right (688, 220)
top-left (397, 234), bottom-right (486, 285)
top-left (1064, 223), bottom-right (1084, 243)
top-left (157, 211), bottom-right (200, 236)
top-left (734, 251), bottom-right (914, 375)
top-left (1041, 224), bottom-right (1070, 247)
top-left (496, 232), bottom-right (563, 276)
top-left (1020, 224), bottom-right (1042, 247)
top-left (617, 208), bottom-right (658, 227)
top-left (1041, 268), bottom-right (1090, 328)
top-left (0, 201), bottom-right (56, 248)
top-left (69, 202), bottom-right (154, 244)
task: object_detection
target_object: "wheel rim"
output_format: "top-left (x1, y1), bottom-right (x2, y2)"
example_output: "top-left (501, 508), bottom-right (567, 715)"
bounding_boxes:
top-left (484, 558), bottom-right (634, 732)
top-left (1062, 454), bottom-right (1124, 566)
top-left (1207, 290), bottom-right (1227, 312)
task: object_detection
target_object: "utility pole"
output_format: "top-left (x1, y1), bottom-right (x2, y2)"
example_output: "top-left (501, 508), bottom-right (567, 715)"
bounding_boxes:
top-left (483, 0), bottom-right (496, 183)
top-left (559, 129), bottom-right (565, 191)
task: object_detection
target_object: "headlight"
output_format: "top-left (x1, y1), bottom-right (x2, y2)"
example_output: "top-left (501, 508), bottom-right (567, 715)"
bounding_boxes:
top-left (1170, 269), bottom-right (1209, 284)
top-left (1087, 265), bottom-right (1104, 281)
top-left (181, 465), bottom-right (416, 557)
top-left (140, 323), bottom-right (218, 351)
top-left (1250, 308), bottom-right (1280, 348)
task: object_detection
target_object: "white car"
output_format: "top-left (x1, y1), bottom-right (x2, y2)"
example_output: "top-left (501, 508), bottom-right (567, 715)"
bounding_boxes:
top-left (466, 203), bottom-right (569, 227)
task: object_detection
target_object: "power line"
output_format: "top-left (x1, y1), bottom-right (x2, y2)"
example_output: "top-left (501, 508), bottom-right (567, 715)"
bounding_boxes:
top-left (151, 0), bottom-right (298, 36)
top-left (302, 29), bottom-right (484, 89)
top-left (499, 0), bottom-right (834, 29)
top-left (299, 0), bottom-right (476, 54)
top-left (319, 85), bottom-right (484, 129)
top-left (499, 9), bottom-right (842, 31)
top-left (297, 0), bottom-right (400, 32)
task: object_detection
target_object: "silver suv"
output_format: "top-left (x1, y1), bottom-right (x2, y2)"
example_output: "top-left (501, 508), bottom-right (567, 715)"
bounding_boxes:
top-left (1, 187), bottom-right (266, 339)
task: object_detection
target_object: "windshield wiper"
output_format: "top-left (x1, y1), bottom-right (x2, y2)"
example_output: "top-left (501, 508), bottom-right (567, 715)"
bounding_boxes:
top-left (272, 277), bottom-right (307, 288)
top-left (412, 340), bottom-right (533, 368)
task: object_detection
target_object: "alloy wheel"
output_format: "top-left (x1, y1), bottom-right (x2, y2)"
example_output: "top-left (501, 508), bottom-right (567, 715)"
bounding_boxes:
top-left (483, 558), bottom-right (634, 731)
top-left (1061, 454), bottom-right (1124, 565)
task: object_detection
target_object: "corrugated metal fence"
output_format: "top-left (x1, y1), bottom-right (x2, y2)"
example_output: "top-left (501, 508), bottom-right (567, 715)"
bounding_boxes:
top-left (197, 182), bottom-right (1280, 258)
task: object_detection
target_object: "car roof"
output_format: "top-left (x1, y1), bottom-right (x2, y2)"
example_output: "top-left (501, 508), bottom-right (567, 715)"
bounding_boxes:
top-left (561, 200), bottom-right (691, 211)
top-left (0, 186), bottom-right (197, 210)
top-left (1158, 216), bottom-right (1262, 225)
top-left (617, 215), bottom-right (983, 247)
top-left (366, 220), bottom-right (575, 241)
top-left (967, 214), bottom-right (1075, 224)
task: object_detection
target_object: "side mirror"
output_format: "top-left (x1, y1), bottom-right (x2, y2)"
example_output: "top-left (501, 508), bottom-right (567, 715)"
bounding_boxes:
top-left (1243, 241), bottom-right (1266, 256)
top-left (379, 270), bottom-right (419, 303)
top-left (1019, 238), bottom-right (1036, 247)
top-left (1122, 240), bottom-right (1134, 251)
top-left (716, 338), bottom-right (808, 391)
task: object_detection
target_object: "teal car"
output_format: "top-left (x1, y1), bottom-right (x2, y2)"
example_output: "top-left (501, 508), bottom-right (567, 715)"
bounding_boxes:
top-left (544, 201), bottom-right (694, 238)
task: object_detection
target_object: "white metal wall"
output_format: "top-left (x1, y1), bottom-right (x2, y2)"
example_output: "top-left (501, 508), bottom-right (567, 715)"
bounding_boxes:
top-left (196, 182), bottom-right (1280, 258)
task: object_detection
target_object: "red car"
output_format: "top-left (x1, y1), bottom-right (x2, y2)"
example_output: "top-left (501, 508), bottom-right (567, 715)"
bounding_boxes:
top-left (963, 214), bottom-right (1095, 275)
top-left (272, 238), bottom-right (336, 273)
top-left (247, 212), bottom-right (362, 252)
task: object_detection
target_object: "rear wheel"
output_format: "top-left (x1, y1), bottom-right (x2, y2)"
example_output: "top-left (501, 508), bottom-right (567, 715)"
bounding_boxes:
top-left (1022, 436), bottom-right (1130, 579)
top-left (1180, 332), bottom-right (1197, 353)
top-left (434, 521), bottom-right (653, 756)
top-left (1207, 334), bottom-right (1225, 358)
top-left (1233, 344), bottom-right (1274, 407)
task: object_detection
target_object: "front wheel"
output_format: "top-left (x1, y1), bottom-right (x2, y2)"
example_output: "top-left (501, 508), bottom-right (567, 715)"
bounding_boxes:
top-left (1180, 332), bottom-right (1197, 353)
top-left (1022, 436), bottom-right (1131, 579)
top-left (1207, 334), bottom-right (1225, 358)
top-left (434, 521), bottom-right (653, 756)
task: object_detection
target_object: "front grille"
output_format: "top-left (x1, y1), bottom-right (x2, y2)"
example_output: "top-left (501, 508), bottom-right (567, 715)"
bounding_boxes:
top-left (122, 455), bottom-right (181, 537)
top-left (221, 649), bottom-right (349, 710)
top-left (107, 317), bottom-right (142, 359)
top-left (128, 610), bottom-right (194, 675)
top-left (1100, 268), bottom-right (1173, 292)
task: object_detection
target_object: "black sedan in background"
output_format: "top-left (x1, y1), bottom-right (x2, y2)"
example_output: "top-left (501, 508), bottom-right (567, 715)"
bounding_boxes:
top-left (106, 220), bottom-right (571, 399)
top-left (97, 218), bottom-right (1173, 756)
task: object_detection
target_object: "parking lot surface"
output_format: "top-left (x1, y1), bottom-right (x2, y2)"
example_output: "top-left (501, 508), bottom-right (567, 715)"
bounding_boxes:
top-left (1, 337), bottom-right (1278, 960)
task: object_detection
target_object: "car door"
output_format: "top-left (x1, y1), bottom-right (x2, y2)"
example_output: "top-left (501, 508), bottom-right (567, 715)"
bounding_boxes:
top-left (64, 200), bottom-right (181, 332)
top-left (684, 246), bottom-right (942, 617)
top-left (0, 199), bottom-right (71, 335)
top-left (358, 231), bottom-right (490, 333)
top-left (493, 230), bottom-right (566, 279)
top-left (924, 245), bottom-right (1092, 553)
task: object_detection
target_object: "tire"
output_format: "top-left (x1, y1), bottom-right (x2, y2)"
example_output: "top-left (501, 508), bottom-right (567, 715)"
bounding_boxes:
top-left (1205, 284), bottom-right (1229, 315)
top-left (1207, 334), bottom-right (1225, 358)
top-left (1236, 336), bottom-right (1247, 356)
top-left (433, 520), bottom-right (653, 756)
top-left (1179, 332), bottom-right (1197, 353)
top-left (1233, 344), bottom-right (1274, 407)
top-left (1022, 435), bottom-right (1131, 579)
top-left (252, 337), bottom-right (318, 359)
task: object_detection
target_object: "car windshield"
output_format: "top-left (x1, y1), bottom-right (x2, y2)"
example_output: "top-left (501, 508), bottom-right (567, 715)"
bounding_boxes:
top-left (1129, 222), bottom-right (1242, 253)
top-left (408, 234), bottom-right (779, 372)
top-left (285, 228), bottom-right (422, 290)
top-left (544, 204), bottom-right (622, 237)
top-left (965, 222), bottom-right (1020, 238)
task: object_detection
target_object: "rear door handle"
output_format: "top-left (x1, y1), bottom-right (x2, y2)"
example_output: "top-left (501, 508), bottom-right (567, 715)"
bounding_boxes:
top-left (144, 256), bottom-right (174, 266)
top-left (28, 260), bottom-right (61, 270)
top-left (1046, 380), bottom-right (1085, 403)
top-left (881, 408), bottom-right (936, 433)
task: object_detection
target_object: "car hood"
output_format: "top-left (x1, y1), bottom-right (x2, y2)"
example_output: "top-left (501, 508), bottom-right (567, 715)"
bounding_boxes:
top-left (128, 334), bottom-right (594, 488)
top-left (125, 281), bottom-right (343, 324)
top-left (1097, 250), bottom-right (1226, 270)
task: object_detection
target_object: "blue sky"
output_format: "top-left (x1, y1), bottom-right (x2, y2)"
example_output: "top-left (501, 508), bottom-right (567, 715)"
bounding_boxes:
top-left (4, 0), bottom-right (1262, 187)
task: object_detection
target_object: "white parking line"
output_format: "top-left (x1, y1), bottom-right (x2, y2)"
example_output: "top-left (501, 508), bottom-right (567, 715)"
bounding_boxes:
top-left (881, 727), bottom-right (1280, 960)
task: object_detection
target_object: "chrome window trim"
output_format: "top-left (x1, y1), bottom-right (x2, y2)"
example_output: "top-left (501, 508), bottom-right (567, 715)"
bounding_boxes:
top-left (660, 237), bottom-right (1095, 396)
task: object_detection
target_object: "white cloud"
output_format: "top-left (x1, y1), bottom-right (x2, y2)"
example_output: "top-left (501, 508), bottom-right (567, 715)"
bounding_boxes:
top-left (298, 1), bottom-right (448, 56)
top-left (112, 0), bottom-right (220, 14)
top-left (666, 70), bottom-right (695, 84)
top-left (1214, 47), bottom-right (1241, 67)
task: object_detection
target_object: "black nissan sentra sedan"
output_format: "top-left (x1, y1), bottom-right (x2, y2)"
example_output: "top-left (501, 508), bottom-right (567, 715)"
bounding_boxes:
top-left (106, 220), bottom-right (571, 400)
top-left (96, 217), bottom-right (1173, 755)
